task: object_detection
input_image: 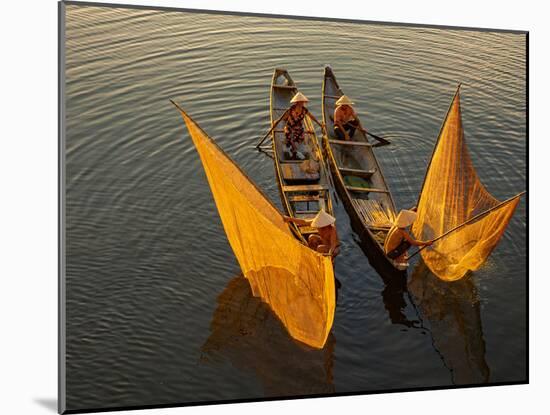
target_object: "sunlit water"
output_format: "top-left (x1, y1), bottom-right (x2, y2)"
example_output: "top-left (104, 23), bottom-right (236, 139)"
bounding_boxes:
top-left (63, 4), bottom-right (526, 411)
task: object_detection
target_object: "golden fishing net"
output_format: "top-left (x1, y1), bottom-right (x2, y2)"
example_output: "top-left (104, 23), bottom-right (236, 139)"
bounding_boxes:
top-left (176, 107), bottom-right (335, 349)
top-left (412, 89), bottom-right (521, 281)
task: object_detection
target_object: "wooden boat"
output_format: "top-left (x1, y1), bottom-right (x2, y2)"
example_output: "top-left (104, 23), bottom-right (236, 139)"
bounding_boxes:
top-left (321, 66), bottom-right (405, 272)
top-left (270, 68), bottom-right (334, 243)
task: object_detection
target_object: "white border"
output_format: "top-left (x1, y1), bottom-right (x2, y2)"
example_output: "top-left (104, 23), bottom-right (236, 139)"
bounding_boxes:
top-left (1, 0), bottom-right (545, 414)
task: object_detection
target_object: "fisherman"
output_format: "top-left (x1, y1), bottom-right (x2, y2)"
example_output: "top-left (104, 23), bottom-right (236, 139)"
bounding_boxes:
top-left (384, 209), bottom-right (433, 266)
top-left (282, 92), bottom-right (324, 160)
top-left (333, 95), bottom-right (367, 141)
top-left (283, 209), bottom-right (340, 259)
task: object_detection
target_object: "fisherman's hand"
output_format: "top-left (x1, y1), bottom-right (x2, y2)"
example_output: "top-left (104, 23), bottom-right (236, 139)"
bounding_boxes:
top-left (425, 240), bottom-right (434, 246)
top-left (283, 216), bottom-right (292, 223)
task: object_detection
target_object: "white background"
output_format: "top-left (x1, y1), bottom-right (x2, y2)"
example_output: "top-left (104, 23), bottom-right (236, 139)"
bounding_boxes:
top-left (0, 0), bottom-right (543, 414)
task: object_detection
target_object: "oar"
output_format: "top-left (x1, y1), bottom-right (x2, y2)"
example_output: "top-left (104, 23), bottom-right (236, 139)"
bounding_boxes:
top-left (255, 109), bottom-right (288, 149)
top-left (367, 131), bottom-right (391, 146)
top-left (408, 191), bottom-right (526, 260)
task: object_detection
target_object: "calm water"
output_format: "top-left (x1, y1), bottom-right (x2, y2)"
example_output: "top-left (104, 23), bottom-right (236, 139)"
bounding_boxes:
top-left (63, 4), bottom-right (527, 412)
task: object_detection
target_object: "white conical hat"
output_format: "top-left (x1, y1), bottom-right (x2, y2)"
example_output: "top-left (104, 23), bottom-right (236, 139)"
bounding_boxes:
top-left (311, 209), bottom-right (336, 228)
top-left (335, 95), bottom-right (354, 106)
top-left (394, 209), bottom-right (417, 228)
top-left (290, 92), bottom-right (309, 103)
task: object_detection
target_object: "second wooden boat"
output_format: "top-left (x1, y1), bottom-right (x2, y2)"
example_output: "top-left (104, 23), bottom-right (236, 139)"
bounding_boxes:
top-left (270, 68), bottom-right (334, 243)
top-left (321, 66), bottom-right (405, 272)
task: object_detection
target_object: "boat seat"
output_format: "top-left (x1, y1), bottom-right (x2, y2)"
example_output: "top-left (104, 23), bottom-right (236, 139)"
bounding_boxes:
top-left (339, 167), bottom-right (376, 179)
top-left (281, 161), bottom-right (320, 182)
top-left (282, 184), bottom-right (328, 192)
top-left (288, 194), bottom-right (320, 202)
top-left (346, 186), bottom-right (389, 194)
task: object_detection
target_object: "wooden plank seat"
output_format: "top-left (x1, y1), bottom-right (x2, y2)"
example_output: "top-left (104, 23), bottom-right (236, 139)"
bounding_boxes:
top-left (281, 161), bottom-right (320, 181)
top-left (282, 184), bottom-right (328, 192)
top-left (294, 210), bottom-right (321, 215)
top-left (288, 194), bottom-right (320, 202)
top-left (339, 167), bottom-right (376, 179)
top-left (346, 186), bottom-right (389, 194)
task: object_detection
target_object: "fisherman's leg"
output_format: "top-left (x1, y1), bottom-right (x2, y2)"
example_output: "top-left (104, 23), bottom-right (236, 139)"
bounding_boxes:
top-left (334, 126), bottom-right (345, 140)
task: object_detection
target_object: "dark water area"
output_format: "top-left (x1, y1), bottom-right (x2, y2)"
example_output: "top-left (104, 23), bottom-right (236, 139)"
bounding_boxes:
top-left (63, 4), bottom-right (527, 411)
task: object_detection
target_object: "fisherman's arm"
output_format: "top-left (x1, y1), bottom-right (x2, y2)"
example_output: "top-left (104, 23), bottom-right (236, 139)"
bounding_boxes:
top-left (402, 230), bottom-right (432, 246)
top-left (306, 109), bottom-right (324, 129)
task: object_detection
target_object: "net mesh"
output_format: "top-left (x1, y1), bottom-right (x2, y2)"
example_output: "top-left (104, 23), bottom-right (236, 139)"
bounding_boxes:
top-left (412, 89), bottom-right (521, 281)
top-left (177, 108), bottom-right (335, 348)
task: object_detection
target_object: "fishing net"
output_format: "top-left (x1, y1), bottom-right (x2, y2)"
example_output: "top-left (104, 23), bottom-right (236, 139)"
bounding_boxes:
top-left (177, 107), bottom-right (335, 349)
top-left (412, 89), bottom-right (521, 281)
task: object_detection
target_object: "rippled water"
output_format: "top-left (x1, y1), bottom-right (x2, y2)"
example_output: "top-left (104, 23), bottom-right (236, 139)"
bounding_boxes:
top-left (62, 4), bottom-right (527, 412)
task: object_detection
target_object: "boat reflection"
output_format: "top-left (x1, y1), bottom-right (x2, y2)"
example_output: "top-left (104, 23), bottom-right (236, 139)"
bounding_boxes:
top-left (354, 235), bottom-right (417, 328)
top-left (408, 260), bottom-right (490, 385)
top-left (201, 275), bottom-right (335, 397)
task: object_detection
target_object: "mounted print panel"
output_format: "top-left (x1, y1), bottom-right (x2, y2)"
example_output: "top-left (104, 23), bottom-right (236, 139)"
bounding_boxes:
top-left (59, 1), bottom-right (527, 413)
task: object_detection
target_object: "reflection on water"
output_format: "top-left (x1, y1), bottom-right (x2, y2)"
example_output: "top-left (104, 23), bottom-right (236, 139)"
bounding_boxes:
top-left (201, 275), bottom-right (335, 396)
top-left (409, 261), bottom-right (490, 385)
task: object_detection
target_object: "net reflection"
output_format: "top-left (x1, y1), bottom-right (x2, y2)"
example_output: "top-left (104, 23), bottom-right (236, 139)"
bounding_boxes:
top-left (408, 260), bottom-right (490, 385)
top-left (201, 275), bottom-right (335, 397)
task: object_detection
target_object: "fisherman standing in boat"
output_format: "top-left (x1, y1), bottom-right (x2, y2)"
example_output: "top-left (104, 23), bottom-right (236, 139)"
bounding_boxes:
top-left (283, 210), bottom-right (340, 259)
top-left (280, 92), bottom-right (324, 160)
top-left (384, 209), bottom-right (432, 266)
top-left (333, 95), bottom-right (367, 141)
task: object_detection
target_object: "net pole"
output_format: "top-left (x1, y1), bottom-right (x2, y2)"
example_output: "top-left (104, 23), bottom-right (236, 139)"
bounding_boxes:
top-left (408, 191), bottom-right (525, 259)
top-left (416, 84), bottom-right (461, 207)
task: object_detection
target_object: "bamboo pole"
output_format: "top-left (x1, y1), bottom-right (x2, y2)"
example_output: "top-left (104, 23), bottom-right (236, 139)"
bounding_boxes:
top-left (255, 109), bottom-right (288, 148)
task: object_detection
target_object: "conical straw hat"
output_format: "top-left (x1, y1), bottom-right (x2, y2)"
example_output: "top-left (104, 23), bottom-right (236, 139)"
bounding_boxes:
top-left (335, 95), bottom-right (354, 106)
top-left (290, 92), bottom-right (309, 103)
top-left (395, 209), bottom-right (417, 228)
top-left (311, 209), bottom-right (336, 228)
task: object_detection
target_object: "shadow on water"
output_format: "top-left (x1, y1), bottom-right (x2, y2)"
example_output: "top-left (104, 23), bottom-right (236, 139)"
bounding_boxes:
top-left (201, 275), bottom-right (335, 397)
top-left (34, 398), bottom-right (57, 412)
top-left (408, 260), bottom-right (490, 385)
